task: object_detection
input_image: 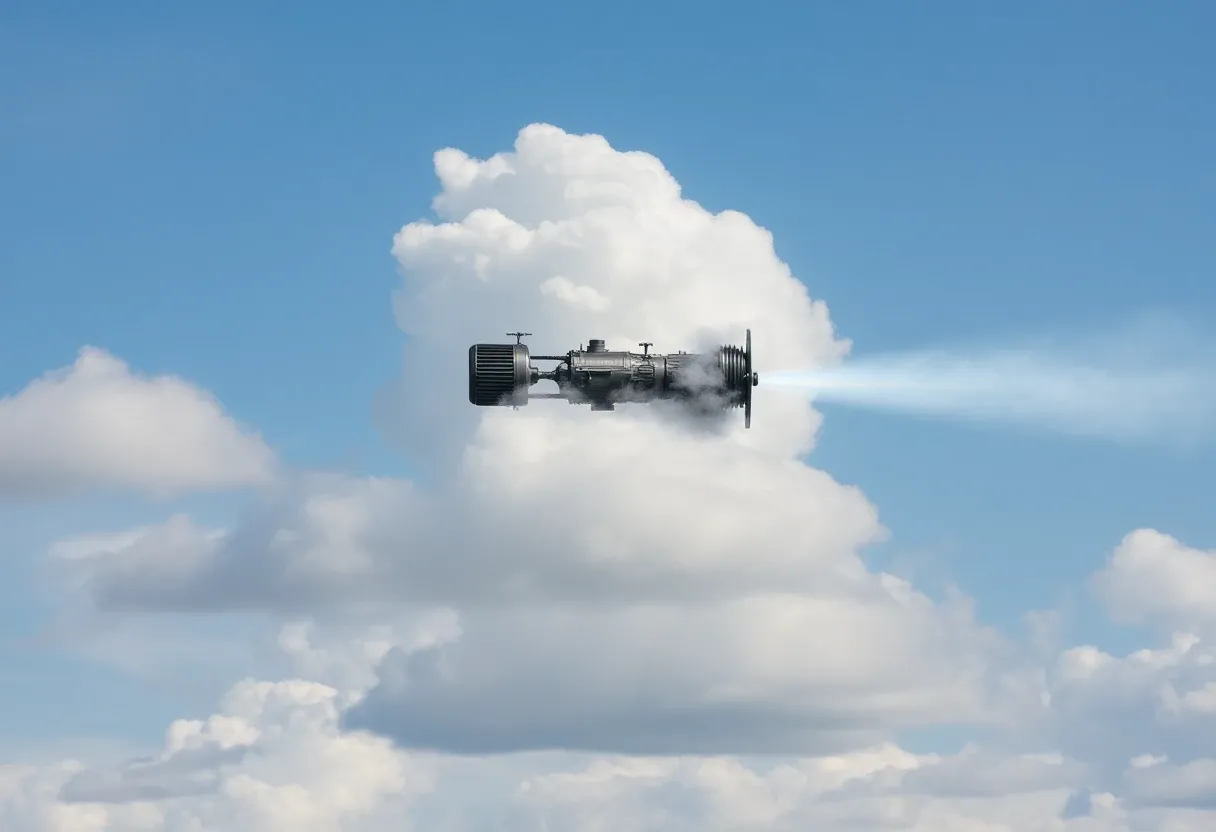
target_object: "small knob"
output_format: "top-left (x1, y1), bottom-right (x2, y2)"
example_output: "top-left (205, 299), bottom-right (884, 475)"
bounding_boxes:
top-left (638, 342), bottom-right (653, 356)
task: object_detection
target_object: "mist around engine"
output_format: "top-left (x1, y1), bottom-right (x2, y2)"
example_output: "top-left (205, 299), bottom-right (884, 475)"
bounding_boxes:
top-left (763, 315), bottom-right (1216, 446)
top-left (654, 353), bottom-right (743, 434)
top-left (573, 350), bottom-right (744, 434)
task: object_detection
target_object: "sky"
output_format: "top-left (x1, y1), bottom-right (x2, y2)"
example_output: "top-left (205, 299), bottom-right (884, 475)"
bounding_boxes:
top-left (2, 1), bottom-right (1216, 829)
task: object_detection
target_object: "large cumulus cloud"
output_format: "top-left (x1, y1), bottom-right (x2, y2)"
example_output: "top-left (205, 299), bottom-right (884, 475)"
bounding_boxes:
top-left (384, 123), bottom-right (843, 468)
top-left (44, 124), bottom-right (1027, 756)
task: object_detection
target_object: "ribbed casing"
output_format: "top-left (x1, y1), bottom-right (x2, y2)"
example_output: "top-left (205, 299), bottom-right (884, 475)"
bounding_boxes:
top-left (468, 344), bottom-right (518, 405)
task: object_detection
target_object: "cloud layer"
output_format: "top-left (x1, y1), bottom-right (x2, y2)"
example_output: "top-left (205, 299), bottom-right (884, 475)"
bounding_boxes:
top-left (4, 125), bottom-right (1215, 830)
top-left (7, 620), bottom-right (1216, 831)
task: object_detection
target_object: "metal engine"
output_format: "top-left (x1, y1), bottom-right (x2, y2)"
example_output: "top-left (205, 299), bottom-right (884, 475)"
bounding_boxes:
top-left (468, 330), bottom-right (759, 427)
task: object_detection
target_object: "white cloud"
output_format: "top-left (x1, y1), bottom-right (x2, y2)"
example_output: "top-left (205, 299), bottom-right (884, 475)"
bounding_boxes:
top-left (1092, 529), bottom-right (1216, 632)
top-left (0, 347), bottom-right (274, 499)
top-left (385, 123), bottom-right (844, 471)
top-left (6, 677), bottom-right (1215, 832)
top-left (61, 441), bottom-right (882, 611)
top-left (9, 597), bottom-right (1216, 830)
top-left (539, 275), bottom-right (610, 311)
top-left (269, 613), bottom-right (463, 695)
top-left (1124, 756), bottom-right (1216, 808)
top-left (510, 745), bottom-right (1093, 832)
top-left (38, 125), bottom-right (1027, 756)
top-left (345, 592), bottom-right (1009, 755)
top-left (1044, 631), bottom-right (1216, 789)
top-left (13, 124), bottom-right (1216, 828)
top-left (51, 475), bottom-right (1012, 753)
top-left (1, 678), bottom-right (431, 832)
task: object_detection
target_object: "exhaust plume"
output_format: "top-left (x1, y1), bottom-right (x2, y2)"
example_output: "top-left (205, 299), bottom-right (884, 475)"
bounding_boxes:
top-left (764, 315), bottom-right (1216, 445)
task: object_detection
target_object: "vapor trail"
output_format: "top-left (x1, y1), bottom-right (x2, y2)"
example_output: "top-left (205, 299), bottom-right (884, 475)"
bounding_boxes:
top-left (765, 317), bottom-right (1216, 444)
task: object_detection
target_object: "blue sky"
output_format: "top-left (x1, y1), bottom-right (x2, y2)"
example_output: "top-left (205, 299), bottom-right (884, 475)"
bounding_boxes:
top-left (3, 0), bottom-right (1216, 800)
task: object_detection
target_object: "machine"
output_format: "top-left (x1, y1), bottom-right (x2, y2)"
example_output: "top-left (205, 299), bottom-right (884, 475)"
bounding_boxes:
top-left (467, 330), bottom-right (759, 427)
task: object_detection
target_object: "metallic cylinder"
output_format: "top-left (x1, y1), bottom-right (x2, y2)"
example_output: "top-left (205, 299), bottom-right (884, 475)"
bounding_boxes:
top-left (468, 343), bottom-right (531, 406)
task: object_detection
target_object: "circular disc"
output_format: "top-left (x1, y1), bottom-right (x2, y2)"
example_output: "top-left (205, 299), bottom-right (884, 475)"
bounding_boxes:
top-left (744, 328), bottom-right (753, 429)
